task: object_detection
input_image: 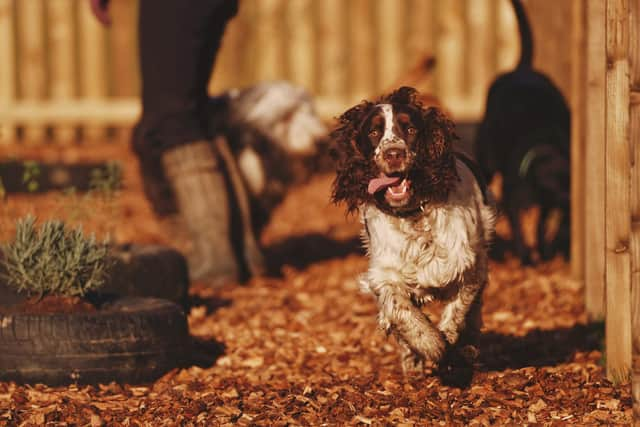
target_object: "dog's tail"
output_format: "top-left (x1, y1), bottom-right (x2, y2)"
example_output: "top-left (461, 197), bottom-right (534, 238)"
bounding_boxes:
top-left (511, 0), bottom-right (533, 70)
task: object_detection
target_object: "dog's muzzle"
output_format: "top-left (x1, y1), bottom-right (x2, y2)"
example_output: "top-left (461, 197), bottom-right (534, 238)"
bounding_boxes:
top-left (376, 138), bottom-right (411, 172)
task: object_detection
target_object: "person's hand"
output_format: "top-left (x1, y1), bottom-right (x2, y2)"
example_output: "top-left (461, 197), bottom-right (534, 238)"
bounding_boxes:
top-left (89, 0), bottom-right (111, 26)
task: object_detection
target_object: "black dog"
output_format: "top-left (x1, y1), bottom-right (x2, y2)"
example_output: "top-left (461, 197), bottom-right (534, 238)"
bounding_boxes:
top-left (474, 0), bottom-right (570, 265)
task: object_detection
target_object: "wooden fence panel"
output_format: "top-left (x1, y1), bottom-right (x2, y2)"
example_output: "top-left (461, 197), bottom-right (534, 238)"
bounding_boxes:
top-left (17, 0), bottom-right (47, 143)
top-left (604, 0), bottom-right (632, 384)
top-left (0, 0), bottom-right (16, 144)
top-left (584, 0), bottom-right (606, 320)
top-left (286, 0), bottom-right (315, 93)
top-left (78, 0), bottom-right (108, 142)
top-left (0, 0), bottom-right (523, 143)
top-left (47, 0), bottom-right (77, 144)
top-left (629, 0), bottom-right (640, 417)
top-left (570, 0), bottom-right (586, 281)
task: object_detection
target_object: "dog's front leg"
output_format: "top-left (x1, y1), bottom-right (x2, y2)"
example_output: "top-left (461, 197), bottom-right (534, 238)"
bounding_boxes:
top-left (375, 284), bottom-right (446, 370)
top-left (437, 276), bottom-right (484, 346)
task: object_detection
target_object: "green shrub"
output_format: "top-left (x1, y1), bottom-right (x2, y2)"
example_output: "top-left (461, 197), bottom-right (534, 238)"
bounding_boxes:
top-left (0, 216), bottom-right (112, 298)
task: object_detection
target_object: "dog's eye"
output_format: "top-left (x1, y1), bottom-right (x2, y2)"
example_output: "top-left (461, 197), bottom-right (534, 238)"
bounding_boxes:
top-left (407, 127), bottom-right (417, 135)
top-left (369, 130), bottom-right (380, 138)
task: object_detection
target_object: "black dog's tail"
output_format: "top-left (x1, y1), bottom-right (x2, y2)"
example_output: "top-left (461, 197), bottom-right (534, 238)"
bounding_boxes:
top-left (511, 0), bottom-right (533, 69)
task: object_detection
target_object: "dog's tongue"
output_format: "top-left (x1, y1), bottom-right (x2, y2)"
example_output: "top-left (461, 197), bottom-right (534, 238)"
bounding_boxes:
top-left (368, 174), bottom-right (402, 194)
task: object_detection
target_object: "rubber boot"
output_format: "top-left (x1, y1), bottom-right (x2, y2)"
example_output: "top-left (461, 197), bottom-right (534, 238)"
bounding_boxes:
top-left (161, 140), bottom-right (240, 285)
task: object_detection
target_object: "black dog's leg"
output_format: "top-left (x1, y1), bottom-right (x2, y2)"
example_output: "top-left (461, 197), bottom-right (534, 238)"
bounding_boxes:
top-left (537, 204), bottom-right (555, 261)
top-left (505, 191), bottom-right (532, 265)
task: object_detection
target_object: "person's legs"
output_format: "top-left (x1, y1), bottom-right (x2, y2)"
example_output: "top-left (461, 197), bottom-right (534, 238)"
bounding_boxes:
top-left (133, 0), bottom-right (242, 284)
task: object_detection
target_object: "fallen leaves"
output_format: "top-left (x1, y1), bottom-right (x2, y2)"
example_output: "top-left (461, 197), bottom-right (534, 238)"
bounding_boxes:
top-left (0, 144), bottom-right (632, 425)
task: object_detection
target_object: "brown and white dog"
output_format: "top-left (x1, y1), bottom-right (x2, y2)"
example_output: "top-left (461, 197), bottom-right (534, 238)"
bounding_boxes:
top-left (331, 87), bottom-right (495, 375)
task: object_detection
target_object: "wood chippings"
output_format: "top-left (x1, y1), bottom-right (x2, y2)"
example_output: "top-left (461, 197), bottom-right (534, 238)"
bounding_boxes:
top-left (0, 144), bottom-right (632, 426)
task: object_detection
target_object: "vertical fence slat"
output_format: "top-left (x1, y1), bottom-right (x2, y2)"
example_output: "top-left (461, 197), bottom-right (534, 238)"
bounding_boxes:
top-left (629, 0), bottom-right (640, 417)
top-left (47, 0), bottom-right (76, 144)
top-left (408, 0), bottom-right (435, 61)
top-left (349, 0), bottom-right (377, 101)
top-left (570, 0), bottom-right (586, 281)
top-left (605, 0), bottom-right (632, 384)
top-left (17, 0), bottom-right (47, 143)
top-left (377, 0), bottom-right (405, 90)
top-left (0, 0), bottom-right (15, 143)
top-left (254, 0), bottom-right (285, 82)
top-left (466, 0), bottom-right (492, 120)
top-left (436, 0), bottom-right (465, 112)
top-left (209, 0), bottom-right (248, 93)
top-left (78, 0), bottom-right (108, 142)
top-left (287, 0), bottom-right (315, 93)
top-left (316, 0), bottom-right (347, 103)
top-left (584, 0), bottom-right (606, 320)
top-left (109, 0), bottom-right (138, 143)
top-left (495, 0), bottom-right (518, 74)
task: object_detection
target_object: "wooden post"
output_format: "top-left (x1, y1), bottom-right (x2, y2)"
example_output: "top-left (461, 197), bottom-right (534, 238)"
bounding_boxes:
top-left (17, 0), bottom-right (47, 143)
top-left (78, 0), bottom-right (108, 143)
top-left (628, 0), bottom-right (640, 418)
top-left (605, 0), bottom-right (632, 384)
top-left (47, 0), bottom-right (77, 144)
top-left (287, 0), bottom-right (315, 93)
top-left (0, 0), bottom-right (16, 144)
top-left (570, 0), bottom-right (586, 282)
top-left (584, 0), bottom-right (607, 320)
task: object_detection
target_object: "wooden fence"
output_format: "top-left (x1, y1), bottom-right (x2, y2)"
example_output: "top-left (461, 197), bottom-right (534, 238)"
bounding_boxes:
top-left (572, 0), bottom-right (639, 415)
top-left (0, 0), bottom-right (523, 145)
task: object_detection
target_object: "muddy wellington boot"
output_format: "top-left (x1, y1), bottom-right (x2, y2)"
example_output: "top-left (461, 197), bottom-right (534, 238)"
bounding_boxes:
top-left (161, 140), bottom-right (240, 285)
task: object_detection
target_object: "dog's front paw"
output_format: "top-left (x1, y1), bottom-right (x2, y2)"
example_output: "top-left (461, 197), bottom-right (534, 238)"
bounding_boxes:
top-left (400, 348), bottom-right (425, 377)
top-left (409, 327), bottom-right (446, 364)
top-left (438, 322), bottom-right (459, 346)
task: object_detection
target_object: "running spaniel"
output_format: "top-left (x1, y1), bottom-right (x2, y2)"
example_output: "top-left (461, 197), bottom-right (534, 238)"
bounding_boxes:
top-left (331, 87), bottom-right (495, 375)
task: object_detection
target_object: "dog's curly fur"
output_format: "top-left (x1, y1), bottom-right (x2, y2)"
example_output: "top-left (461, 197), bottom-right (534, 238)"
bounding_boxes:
top-left (331, 87), bottom-right (495, 375)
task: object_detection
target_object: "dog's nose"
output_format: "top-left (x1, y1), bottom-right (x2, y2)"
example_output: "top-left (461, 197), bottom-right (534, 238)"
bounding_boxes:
top-left (383, 148), bottom-right (407, 164)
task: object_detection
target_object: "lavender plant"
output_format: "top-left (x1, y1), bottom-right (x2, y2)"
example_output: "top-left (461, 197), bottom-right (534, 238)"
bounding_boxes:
top-left (0, 216), bottom-right (112, 298)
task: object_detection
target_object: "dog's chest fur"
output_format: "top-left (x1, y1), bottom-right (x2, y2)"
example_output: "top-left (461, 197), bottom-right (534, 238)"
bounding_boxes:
top-left (360, 162), bottom-right (493, 300)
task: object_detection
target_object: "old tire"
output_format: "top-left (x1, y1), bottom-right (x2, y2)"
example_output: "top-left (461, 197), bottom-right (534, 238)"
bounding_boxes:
top-left (0, 297), bottom-right (189, 385)
top-left (106, 244), bottom-right (190, 308)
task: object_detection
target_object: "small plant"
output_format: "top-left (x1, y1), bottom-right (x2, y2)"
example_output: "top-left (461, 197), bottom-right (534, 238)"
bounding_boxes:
top-left (22, 161), bottom-right (41, 193)
top-left (89, 161), bottom-right (123, 197)
top-left (0, 216), bottom-right (112, 298)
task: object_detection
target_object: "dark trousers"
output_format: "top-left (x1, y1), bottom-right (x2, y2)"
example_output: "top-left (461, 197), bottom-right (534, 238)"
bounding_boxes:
top-left (132, 0), bottom-right (238, 215)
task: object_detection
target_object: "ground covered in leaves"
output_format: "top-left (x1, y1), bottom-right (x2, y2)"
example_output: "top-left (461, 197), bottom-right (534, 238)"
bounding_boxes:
top-left (0, 143), bottom-right (633, 425)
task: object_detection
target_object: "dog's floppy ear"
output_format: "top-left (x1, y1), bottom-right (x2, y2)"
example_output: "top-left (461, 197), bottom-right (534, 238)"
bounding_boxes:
top-left (330, 100), bottom-right (377, 213)
top-left (423, 107), bottom-right (457, 159)
top-left (411, 106), bottom-right (460, 203)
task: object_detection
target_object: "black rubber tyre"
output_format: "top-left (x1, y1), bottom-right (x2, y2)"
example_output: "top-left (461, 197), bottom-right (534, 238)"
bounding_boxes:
top-left (0, 244), bottom-right (190, 309)
top-left (106, 244), bottom-right (190, 308)
top-left (0, 297), bottom-right (189, 385)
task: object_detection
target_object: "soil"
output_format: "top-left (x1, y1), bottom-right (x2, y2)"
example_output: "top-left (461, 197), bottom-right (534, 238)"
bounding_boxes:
top-left (0, 142), bottom-right (632, 425)
top-left (0, 295), bottom-right (97, 315)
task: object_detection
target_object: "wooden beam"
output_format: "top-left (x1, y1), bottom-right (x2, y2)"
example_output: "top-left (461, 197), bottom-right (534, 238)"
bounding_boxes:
top-left (584, 0), bottom-right (607, 320)
top-left (605, 0), bottom-right (632, 384)
top-left (628, 0), bottom-right (640, 418)
top-left (570, 0), bottom-right (586, 280)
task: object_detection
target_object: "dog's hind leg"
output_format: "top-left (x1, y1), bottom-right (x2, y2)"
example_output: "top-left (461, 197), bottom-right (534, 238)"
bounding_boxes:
top-left (375, 285), bottom-right (446, 366)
